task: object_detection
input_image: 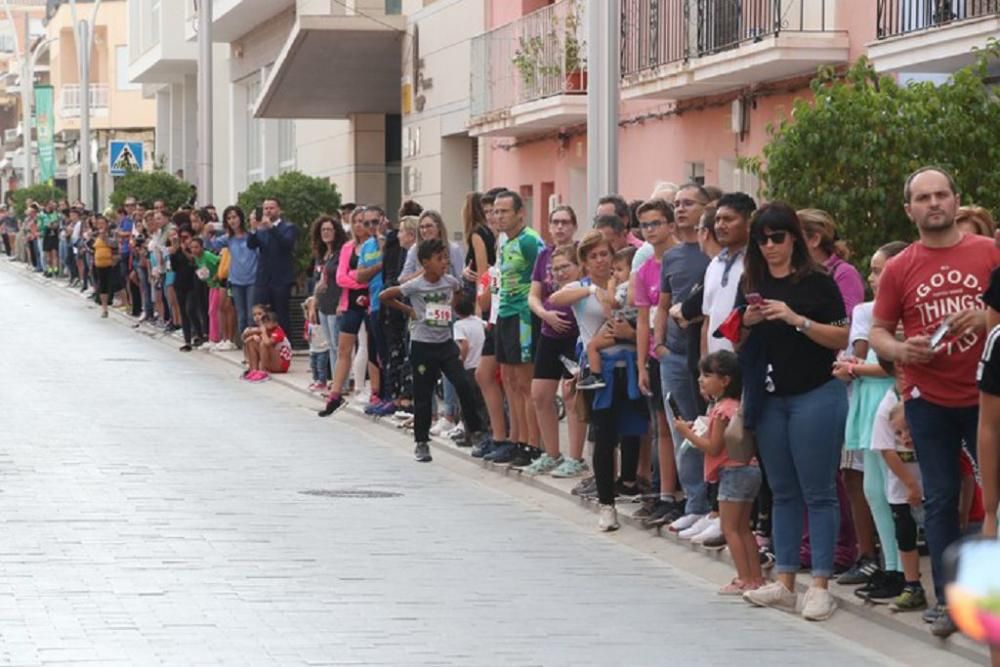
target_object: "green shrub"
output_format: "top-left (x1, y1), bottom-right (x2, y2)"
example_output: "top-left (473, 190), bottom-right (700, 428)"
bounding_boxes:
top-left (110, 170), bottom-right (194, 212)
top-left (8, 183), bottom-right (65, 215)
top-left (236, 171), bottom-right (342, 278)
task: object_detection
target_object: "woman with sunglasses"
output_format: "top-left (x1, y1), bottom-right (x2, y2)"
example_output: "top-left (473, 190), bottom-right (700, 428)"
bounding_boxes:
top-left (738, 203), bottom-right (849, 621)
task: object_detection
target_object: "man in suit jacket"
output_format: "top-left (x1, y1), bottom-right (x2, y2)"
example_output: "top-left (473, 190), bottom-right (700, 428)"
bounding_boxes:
top-left (247, 197), bottom-right (298, 336)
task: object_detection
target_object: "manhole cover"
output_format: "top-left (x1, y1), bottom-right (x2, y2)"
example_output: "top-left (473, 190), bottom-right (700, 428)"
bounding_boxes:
top-left (299, 489), bottom-right (402, 499)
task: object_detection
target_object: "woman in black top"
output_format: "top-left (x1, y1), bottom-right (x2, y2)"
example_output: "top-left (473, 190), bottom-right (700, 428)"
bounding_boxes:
top-left (312, 214), bottom-right (347, 390)
top-left (739, 203), bottom-right (849, 620)
top-left (462, 192), bottom-right (496, 296)
top-left (167, 221), bottom-right (205, 351)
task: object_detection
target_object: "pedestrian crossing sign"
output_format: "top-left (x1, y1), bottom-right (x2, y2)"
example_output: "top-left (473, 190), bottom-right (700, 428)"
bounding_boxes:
top-left (110, 141), bottom-right (144, 176)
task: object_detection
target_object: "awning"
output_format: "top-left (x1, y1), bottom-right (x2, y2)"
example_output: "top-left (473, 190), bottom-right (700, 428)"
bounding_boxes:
top-left (254, 13), bottom-right (405, 119)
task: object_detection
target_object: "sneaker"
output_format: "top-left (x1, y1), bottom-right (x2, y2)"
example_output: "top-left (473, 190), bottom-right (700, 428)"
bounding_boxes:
top-left (669, 513), bottom-right (705, 533)
top-left (470, 438), bottom-right (497, 458)
top-left (678, 515), bottom-right (714, 539)
top-left (801, 587), bottom-right (837, 621)
top-left (445, 424), bottom-right (465, 440)
top-left (597, 504), bottom-right (619, 532)
top-left (700, 532), bottom-right (728, 550)
top-left (308, 382), bottom-right (326, 393)
top-left (522, 453), bottom-right (561, 476)
top-left (923, 603), bottom-right (945, 624)
top-left (508, 445), bottom-right (541, 468)
top-left (318, 396), bottom-right (346, 418)
top-left (890, 585), bottom-right (928, 612)
top-left (215, 340), bottom-right (237, 351)
top-left (837, 556), bottom-right (880, 586)
top-left (743, 581), bottom-right (797, 612)
top-left (858, 571), bottom-right (904, 604)
top-left (759, 549), bottom-right (776, 570)
top-left (550, 457), bottom-right (588, 478)
top-left (572, 476), bottom-right (597, 498)
top-left (414, 442), bottom-right (432, 462)
top-left (391, 411), bottom-right (413, 422)
top-left (484, 441), bottom-right (518, 464)
top-left (577, 373), bottom-right (606, 391)
top-left (250, 371), bottom-right (271, 383)
top-left (179, 344), bottom-right (192, 352)
top-left (719, 579), bottom-right (746, 596)
top-left (614, 480), bottom-right (642, 502)
top-left (429, 417), bottom-right (456, 437)
top-left (641, 499), bottom-right (682, 528)
top-left (930, 607), bottom-right (958, 638)
top-left (690, 517), bottom-right (723, 545)
top-left (854, 568), bottom-right (889, 598)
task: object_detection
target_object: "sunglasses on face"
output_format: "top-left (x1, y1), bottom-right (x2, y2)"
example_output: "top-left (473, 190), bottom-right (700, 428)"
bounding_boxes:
top-left (755, 230), bottom-right (789, 246)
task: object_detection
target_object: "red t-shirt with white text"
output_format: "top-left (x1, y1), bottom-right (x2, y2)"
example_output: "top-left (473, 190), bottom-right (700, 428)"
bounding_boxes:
top-left (270, 326), bottom-right (293, 372)
top-left (873, 234), bottom-right (1000, 406)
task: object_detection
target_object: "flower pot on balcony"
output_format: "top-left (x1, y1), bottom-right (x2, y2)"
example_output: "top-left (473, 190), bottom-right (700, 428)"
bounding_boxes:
top-left (565, 70), bottom-right (587, 93)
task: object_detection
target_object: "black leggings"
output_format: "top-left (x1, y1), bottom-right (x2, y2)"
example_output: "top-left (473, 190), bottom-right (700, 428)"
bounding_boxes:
top-left (176, 287), bottom-right (207, 344)
top-left (891, 503), bottom-right (919, 552)
top-left (410, 340), bottom-right (484, 443)
top-left (590, 368), bottom-right (647, 505)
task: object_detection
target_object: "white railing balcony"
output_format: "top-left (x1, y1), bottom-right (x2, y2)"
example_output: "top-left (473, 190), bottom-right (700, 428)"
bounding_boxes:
top-left (60, 84), bottom-right (109, 118)
top-left (469, 0), bottom-right (587, 125)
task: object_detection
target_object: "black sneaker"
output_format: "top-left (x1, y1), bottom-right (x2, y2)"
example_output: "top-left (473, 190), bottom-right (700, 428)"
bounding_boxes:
top-left (614, 480), bottom-right (642, 502)
top-left (854, 568), bottom-right (889, 598)
top-left (641, 499), bottom-right (682, 528)
top-left (414, 442), bottom-right (432, 463)
top-left (318, 396), bottom-right (345, 418)
top-left (837, 555), bottom-right (880, 586)
top-left (508, 445), bottom-right (541, 468)
top-left (930, 607), bottom-right (958, 638)
top-left (859, 570), bottom-right (904, 604)
top-left (576, 373), bottom-right (606, 391)
top-left (633, 499), bottom-right (657, 520)
top-left (179, 344), bottom-right (193, 352)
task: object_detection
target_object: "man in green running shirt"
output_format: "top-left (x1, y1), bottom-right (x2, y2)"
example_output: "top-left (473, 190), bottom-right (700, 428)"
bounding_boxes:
top-left (492, 191), bottom-right (544, 466)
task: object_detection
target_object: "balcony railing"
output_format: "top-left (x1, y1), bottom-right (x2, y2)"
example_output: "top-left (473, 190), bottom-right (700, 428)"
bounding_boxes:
top-left (877, 0), bottom-right (999, 39)
top-left (470, 0), bottom-right (587, 120)
top-left (622, 0), bottom-right (835, 78)
top-left (60, 84), bottom-right (109, 117)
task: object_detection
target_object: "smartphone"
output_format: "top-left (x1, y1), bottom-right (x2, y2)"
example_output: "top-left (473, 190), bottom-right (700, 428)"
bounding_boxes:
top-left (254, 206), bottom-right (264, 222)
top-left (929, 320), bottom-right (950, 347)
top-left (666, 392), bottom-right (682, 418)
top-left (746, 292), bottom-right (763, 306)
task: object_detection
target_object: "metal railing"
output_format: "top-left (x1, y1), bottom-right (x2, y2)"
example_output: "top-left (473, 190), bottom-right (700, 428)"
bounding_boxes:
top-left (60, 84), bottom-right (109, 116)
top-left (470, 0), bottom-right (587, 120)
top-left (877, 0), bottom-right (999, 39)
top-left (622, 0), bottom-right (834, 78)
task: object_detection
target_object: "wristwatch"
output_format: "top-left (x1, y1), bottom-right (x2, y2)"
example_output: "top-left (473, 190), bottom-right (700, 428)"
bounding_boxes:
top-left (795, 317), bottom-right (812, 333)
top-left (588, 284), bottom-right (597, 296)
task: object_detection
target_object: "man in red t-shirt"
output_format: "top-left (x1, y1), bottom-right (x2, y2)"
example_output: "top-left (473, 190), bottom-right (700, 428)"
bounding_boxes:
top-left (871, 167), bottom-right (1000, 636)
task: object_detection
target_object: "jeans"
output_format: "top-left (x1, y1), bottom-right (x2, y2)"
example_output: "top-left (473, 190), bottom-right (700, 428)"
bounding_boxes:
top-left (231, 284), bottom-right (256, 335)
top-left (319, 311), bottom-right (341, 389)
top-left (756, 379), bottom-right (847, 578)
top-left (411, 340), bottom-right (484, 443)
top-left (660, 353), bottom-right (705, 513)
top-left (903, 398), bottom-right (978, 601)
top-left (136, 265), bottom-right (154, 319)
top-left (310, 351), bottom-right (330, 384)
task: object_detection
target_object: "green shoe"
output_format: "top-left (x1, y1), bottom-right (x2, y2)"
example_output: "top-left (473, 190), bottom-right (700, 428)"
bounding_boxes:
top-left (523, 453), bottom-right (561, 476)
top-left (890, 585), bottom-right (927, 612)
top-left (550, 457), bottom-right (588, 478)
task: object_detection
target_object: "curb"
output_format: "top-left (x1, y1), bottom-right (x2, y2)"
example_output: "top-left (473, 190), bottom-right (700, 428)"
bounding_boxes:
top-left (4, 259), bottom-right (988, 664)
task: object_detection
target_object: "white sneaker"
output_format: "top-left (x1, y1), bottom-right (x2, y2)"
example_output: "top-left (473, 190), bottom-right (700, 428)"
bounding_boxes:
top-left (215, 340), bottom-right (237, 351)
top-left (445, 424), bottom-right (465, 440)
top-left (801, 586), bottom-right (837, 621)
top-left (429, 417), bottom-right (456, 437)
top-left (391, 411), bottom-right (413, 421)
top-left (690, 516), bottom-right (722, 544)
top-left (743, 581), bottom-right (797, 612)
top-left (598, 504), bottom-right (619, 532)
top-left (678, 515), bottom-right (714, 539)
top-left (669, 513), bottom-right (705, 533)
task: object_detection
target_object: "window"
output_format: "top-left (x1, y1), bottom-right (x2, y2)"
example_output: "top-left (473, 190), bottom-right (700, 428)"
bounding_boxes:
top-left (278, 119), bottom-right (295, 173)
top-left (684, 161), bottom-right (705, 186)
top-left (245, 74), bottom-right (263, 184)
top-left (116, 46), bottom-right (140, 90)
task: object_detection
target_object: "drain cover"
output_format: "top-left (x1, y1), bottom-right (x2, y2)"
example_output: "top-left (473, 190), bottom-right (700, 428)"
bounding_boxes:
top-left (299, 489), bottom-right (402, 499)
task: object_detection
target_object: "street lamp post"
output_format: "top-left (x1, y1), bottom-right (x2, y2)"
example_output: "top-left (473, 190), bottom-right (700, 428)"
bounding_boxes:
top-left (68, 0), bottom-right (103, 207)
top-left (197, 0), bottom-right (213, 205)
top-left (586, 0), bottom-right (620, 208)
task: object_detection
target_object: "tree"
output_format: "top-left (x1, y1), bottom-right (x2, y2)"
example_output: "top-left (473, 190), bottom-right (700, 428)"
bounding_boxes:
top-left (110, 169), bottom-right (193, 212)
top-left (745, 41), bottom-right (1000, 267)
top-left (8, 183), bottom-right (65, 215)
top-left (237, 170), bottom-right (342, 279)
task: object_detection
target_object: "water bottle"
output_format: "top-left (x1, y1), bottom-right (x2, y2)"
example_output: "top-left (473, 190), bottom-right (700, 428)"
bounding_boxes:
top-left (559, 355), bottom-right (580, 377)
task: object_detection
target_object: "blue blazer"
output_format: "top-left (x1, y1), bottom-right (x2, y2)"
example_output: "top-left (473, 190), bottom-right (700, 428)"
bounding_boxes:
top-left (247, 219), bottom-right (298, 288)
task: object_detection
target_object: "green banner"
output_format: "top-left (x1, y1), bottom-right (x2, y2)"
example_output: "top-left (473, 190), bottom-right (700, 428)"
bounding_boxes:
top-left (34, 85), bottom-right (55, 183)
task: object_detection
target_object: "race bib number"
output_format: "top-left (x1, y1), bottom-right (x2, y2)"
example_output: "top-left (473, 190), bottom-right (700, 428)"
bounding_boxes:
top-left (489, 268), bottom-right (500, 294)
top-left (425, 303), bottom-right (453, 327)
top-left (196, 266), bottom-right (210, 281)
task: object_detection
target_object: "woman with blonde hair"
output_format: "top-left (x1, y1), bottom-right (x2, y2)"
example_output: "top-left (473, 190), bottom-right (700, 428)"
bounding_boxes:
top-left (956, 205), bottom-right (996, 238)
top-left (399, 210), bottom-right (466, 283)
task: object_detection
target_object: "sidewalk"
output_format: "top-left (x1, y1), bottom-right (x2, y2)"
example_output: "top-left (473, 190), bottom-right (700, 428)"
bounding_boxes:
top-left (4, 257), bottom-right (988, 664)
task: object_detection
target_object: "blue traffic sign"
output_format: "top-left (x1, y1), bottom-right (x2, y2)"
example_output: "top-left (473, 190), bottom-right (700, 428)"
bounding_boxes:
top-left (110, 141), bottom-right (144, 176)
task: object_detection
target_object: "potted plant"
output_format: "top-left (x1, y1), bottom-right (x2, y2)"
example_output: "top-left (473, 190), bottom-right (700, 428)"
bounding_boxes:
top-left (513, 35), bottom-right (544, 90)
top-left (562, 0), bottom-right (586, 93)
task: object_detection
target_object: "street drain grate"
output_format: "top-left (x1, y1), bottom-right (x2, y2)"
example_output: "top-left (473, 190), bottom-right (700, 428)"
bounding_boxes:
top-left (299, 489), bottom-right (402, 499)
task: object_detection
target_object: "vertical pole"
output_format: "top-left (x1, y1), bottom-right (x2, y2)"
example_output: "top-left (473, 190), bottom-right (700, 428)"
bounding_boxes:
top-left (586, 0), bottom-right (619, 215)
top-left (197, 0), bottom-right (213, 205)
top-left (21, 12), bottom-right (32, 187)
top-left (79, 20), bottom-right (90, 205)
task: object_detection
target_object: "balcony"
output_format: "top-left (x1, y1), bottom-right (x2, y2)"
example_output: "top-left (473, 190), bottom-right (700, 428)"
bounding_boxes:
top-left (212, 0), bottom-right (296, 42)
top-left (869, 0), bottom-right (1000, 73)
top-left (621, 0), bottom-right (849, 101)
top-left (60, 84), bottom-right (109, 118)
top-left (129, 0), bottom-right (198, 84)
top-left (253, 0), bottom-right (404, 119)
top-left (467, 0), bottom-right (588, 138)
